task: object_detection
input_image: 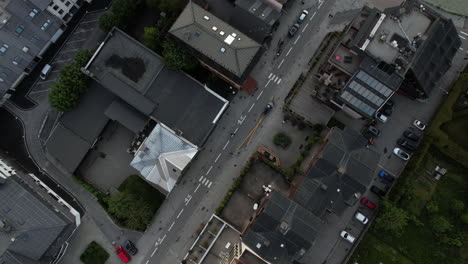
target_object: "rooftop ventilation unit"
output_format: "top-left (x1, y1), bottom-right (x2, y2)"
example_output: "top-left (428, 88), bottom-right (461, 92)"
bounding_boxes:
top-left (212, 26), bottom-right (217, 31)
top-left (220, 47), bottom-right (226, 53)
top-left (203, 16), bottom-right (210, 20)
top-left (224, 35), bottom-right (235, 45)
top-left (219, 31), bottom-right (225, 36)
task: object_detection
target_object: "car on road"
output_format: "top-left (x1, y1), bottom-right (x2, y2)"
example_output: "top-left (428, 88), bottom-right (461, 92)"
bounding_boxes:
top-left (397, 138), bottom-right (417, 152)
top-left (355, 212), bottom-right (369, 224)
top-left (340, 230), bottom-right (356, 243)
top-left (116, 246), bottom-right (131, 263)
top-left (413, 120), bottom-right (426, 130)
top-left (379, 170), bottom-right (395, 183)
top-left (403, 130), bottom-right (420, 142)
top-left (393, 147), bottom-right (410, 161)
top-left (370, 185), bottom-right (387, 196)
top-left (124, 240), bottom-right (138, 255)
top-left (367, 126), bottom-right (381, 137)
top-left (288, 23), bottom-right (300, 37)
top-left (297, 10), bottom-right (309, 23)
top-left (375, 112), bottom-right (388, 122)
top-left (263, 102), bottom-right (274, 115)
top-left (360, 197), bottom-right (376, 209)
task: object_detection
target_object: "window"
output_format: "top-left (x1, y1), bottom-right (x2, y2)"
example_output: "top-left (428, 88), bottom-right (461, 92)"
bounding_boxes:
top-left (65, 1), bottom-right (71, 7)
top-left (12, 56), bottom-right (23, 65)
top-left (1, 68), bottom-right (11, 78)
top-left (29, 9), bottom-right (39, 18)
top-left (0, 44), bottom-right (9, 55)
top-left (52, 5), bottom-right (59, 11)
top-left (58, 9), bottom-right (64, 15)
top-left (15, 25), bottom-right (25, 35)
top-left (41, 19), bottom-right (51, 31)
top-left (31, 35), bottom-right (40, 44)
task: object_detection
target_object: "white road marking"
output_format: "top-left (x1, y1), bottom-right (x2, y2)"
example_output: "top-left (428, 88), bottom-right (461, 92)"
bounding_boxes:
top-left (194, 183), bottom-right (201, 193)
top-left (206, 165), bottom-right (213, 175)
top-left (37, 79), bottom-right (57, 84)
top-left (277, 78), bottom-right (282, 84)
top-left (67, 39), bottom-right (86, 44)
top-left (459, 35), bottom-right (466, 40)
top-left (223, 140), bottom-right (230, 150)
top-left (184, 194), bottom-right (192, 206)
top-left (460, 47), bottom-right (464, 51)
top-left (302, 23), bottom-right (309, 32)
top-left (204, 180), bottom-right (210, 186)
top-left (265, 79), bottom-right (272, 87)
top-left (177, 209), bottom-right (184, 218)
top-left (145, 260), bottom-right (149, 264)
top-left (268, 73), bottom-right (273, 78)
top-left (161, 234), bottom-right (166, 242)
top-left (75, 28), bottom-right (94, 33)
top-left (286, 47), bottom-right (293, 56)
top-left (29, 89), bottom-right (50, 95)
top-left (168, 221), bottom-right (175, 231)
top-left (215, 153), bottom-right (222, 163)
top-left (151, 247), bottom-right (158, 257)
top-left (201, 178), bottom-right (207, 185)
top-left (81, 19), bottom-right (99, 24)
top-left (294, 35), bottom-right (301, 45)
top-left (460, 31), bottom-right (468, 36)
top-left (270, 74), bottom-right (276, 80)
top-left (278, 59), bottom-right (285, 69)
top-left (237, 115), bottom-right (247, 125)
top-left (208, 182), bottom-right (213, 188)
top-left (59, 48), bottom-right (78, 54)
top-left (248, 103), bottom-right (255, 112)
top-left (184, 253), bottom-right (189, 259)
top-left (51, 58), bottom-right (72, 64)
top-left (318, 1), bottom-right (323, 9)
top-left (199, 176), bottom-right (204, 182)
top-left (234, 127), bottom-right (239, 134)
top-left (257, 90), bottom-right (264, 100)
top-left (274, 76), bottom-right (279, 82)
top-left (310, 12), bottom-right (316, 21)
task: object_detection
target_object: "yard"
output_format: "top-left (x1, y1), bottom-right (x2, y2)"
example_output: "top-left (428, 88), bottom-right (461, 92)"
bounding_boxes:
top-left (80, 241), bottom-right (109, 264)
top-left (441, 116), bottom-right (468, 150)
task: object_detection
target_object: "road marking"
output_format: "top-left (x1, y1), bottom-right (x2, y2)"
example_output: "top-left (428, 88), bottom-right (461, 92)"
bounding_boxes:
top-left (265, 79), bottom-right (272, 87)
top-left (37, 79), bottom-right (57, 85)
top-left (145, 260), bottom-right (149, 264)
top-left (199, 176), bottom-right (203, 182)
top-left (237, 115), bottom-right (247, 125)
top-left (460, 31), bottom-right (468, 36)
top-left (286, 47), bottom-right (293, 56)
top-left (257, 90), bottom-right (264, 100)
top-left (459, 35), bottom-right (466, 40)
top-left (204, 180), bottom-right (210, 186)
top-left (215, 153), bottom-right (222, 163)
top-left (274, 76), bottom-right (279, 82)
top-left (151, 247), bottom-right (158, 257)
top-left (177, 209), bottom-right (184, 218)
top-left (201, 178), bottom-right (207, 185)
top-left (223, 140), bottom-right (230, 150)
top-left (277, 78), bottom-right (282, 84)
top-left (67, 39), bottom-right (86, 44)
top-left (51, 58), bottom-right (72, 64)
top-left (206, 165), bottom-right (213, 175)
top-left (185, 194), bottom-right (192, 206)
top-left (59, 48), bottom-right (78, 54)
top-left (310, 11), bottom-right (316, 21)
top-left (51, 70), bottom-right (61, 73)
top-left (234, 127), bottom-right (239, 134)
top-left (278, 59), bottom-right (285, 69)
top-left (461, 47), bottom-right (464, 51)
top-left (168, 221), bottom-right (175, 231)
top-left (29, 89), bottom-right (50, 95)
top-left (294, 35), bottom-right (301, 45)
top-left (75, 28), bottom-right (94, 33)
top-left (248, 103), bottom-right (255, 112)
top-left (302, 23), bottom-right (309, 32)
top-left (268, 73), bottom-right (273, 78)
top-left (318, 1), bottom-right (323, 9)
top-left (81, 19), bottom-right (99, 24)
top-left (194, 183), bottom-right (201, 193)
top-left (184, 253), bottom-right (189, 259)
top-left (208, 182), bottom-right (213, 188)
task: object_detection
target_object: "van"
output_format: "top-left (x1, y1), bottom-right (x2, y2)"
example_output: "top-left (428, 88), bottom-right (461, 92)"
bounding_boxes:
top-left (40, 64), bottom-right (52, 80)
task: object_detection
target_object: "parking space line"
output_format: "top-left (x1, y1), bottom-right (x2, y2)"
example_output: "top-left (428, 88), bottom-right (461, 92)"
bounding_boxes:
top-left (29, 89), bottom-right (50, 95)
top-left (51, 58), bottom-right (72, 64)
top-left (80, 19), bottom-right (99, 24)
top-left (459, 35), bottom-right (466, 40)
top-left (37, 79), bottom-right (57, 85)
top-left (302, 23), bottom-right (309, 32)
top-left (75, 28), bottom-right (94, 33)
top-left (460, 31), bottom-right (468, 36)
top-left (460, 47), bottom-right (464, 51)
top-left (67, 39), bottom-right (86, 44)
top-left (286, 47), bottom-right (293, 56)
top-left (59, 48), bottom-right (78, 54)
top-left (377, 164), bottom-right (398, 177)
top-left (294, 35), bottom-right (301, 45)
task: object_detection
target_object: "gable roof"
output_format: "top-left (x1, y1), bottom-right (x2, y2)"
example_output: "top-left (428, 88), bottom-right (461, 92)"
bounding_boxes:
top-left (169, 2), bottom-right (262, 78)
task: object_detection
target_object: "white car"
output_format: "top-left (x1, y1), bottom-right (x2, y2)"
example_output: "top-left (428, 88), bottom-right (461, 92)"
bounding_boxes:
top-left (413, 120), bottom-right (426, 130)
top-left (355, 212), bottom-right (369, 224)
top-left (393, 147), bottom-right (410, 161)
top-left (297, 10), bottom-right (309, 23)
top-left (375, 112), bottom-right (388, 123)
top-left (340, 230), bottom-right (355, 243)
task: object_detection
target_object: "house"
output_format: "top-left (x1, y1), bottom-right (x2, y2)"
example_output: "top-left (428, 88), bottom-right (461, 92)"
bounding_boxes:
top-left (169, 2), bottom-right (263, 91)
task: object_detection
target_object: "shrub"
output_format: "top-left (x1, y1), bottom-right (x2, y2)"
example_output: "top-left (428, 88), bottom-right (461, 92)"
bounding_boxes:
top-left (162, 41), bottom-right (198, 70)
top-left (80, 241), bottom-right (109, 264)
top-left (98, 13), bottom-right (118, 32)
top-left (461, 214), bottom-right (468, 224)
top-left (374, 199), bottom-right (410, 236)
top-left (451, 199), bottom-right (465, 213)
top-left (273, 132), bottom-right (292, 148)
top-left (426, 200), bottom-right (439, 214)
top-left (430, 215), bottom-right (453, 233)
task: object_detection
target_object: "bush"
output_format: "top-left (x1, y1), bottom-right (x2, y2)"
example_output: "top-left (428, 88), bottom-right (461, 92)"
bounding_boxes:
top-left (374, 199), bottom-right (410, 236)
top-left (273, 132), bottom-right (292, 148)
top-left (142, 27), bottom-right (160, 51)
top-left (426, 200), bottom-right (439, 214)
top-left (98, 13), bottom-right (118, 32)
top-left (451, 199), bottom-right (465, 213)
top-left (162, 41), bottom-right (198, 70)
top-left (80, 241), bottom-right (109, 264)
top-left (461, 214), bottom-right (468, 224)
top-left (430, 215), bottom-right (453, 233)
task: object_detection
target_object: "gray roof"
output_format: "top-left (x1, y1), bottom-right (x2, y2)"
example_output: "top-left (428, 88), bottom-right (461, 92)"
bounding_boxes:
top-left (29, 0), bottom-right (51, 10)
top-left (169, 2), bottom-right (262, 78)
top-left (243, 192), bottom-right (323, 264)
top-left (105, 99), bottom-right (147, 133)
top-left (0, 176), bottom-right (72, 263)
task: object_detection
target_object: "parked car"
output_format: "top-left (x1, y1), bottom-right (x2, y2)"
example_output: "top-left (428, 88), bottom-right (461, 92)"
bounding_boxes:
top-left (375, 112), bottom-right (388, 122)
top-left (116, 246), bottom-right (131, 263)
top-left (370, 185), bottom-right (387, 196)
top-left (413, 120), bottom-right (426, 130)
top-left (360, 197), bottom-right (376, 210)
top-left (403, 130), bottom-right (420, 142)
top-left (297, 10), bottom-right (309, 23)
top-left (379, 170), bottom-right (395, 183)
top-left (384, 100), bottom-right (394, 108)
top-left (288, 23), bottom-right (300, 37)
top-left (368, 126), bottom-right (381, 137)
top-left (393, 147), bottom-right (410, 161)
top-left (124, 240), bottom-right (138, 255)
top-left (382, 107), bottom-right (393, 116)
top-left (355, 212), bottom-right (369, 224)
top-left (397, 138), bottom-right (417, 152)
top-left (340, 230), bottom-right (356, 243)
top-left (362, 131), bottom-right (376, 145)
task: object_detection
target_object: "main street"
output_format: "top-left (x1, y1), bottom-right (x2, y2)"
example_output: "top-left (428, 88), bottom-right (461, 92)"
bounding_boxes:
top-left (136, 0), bottom-right (367, 263)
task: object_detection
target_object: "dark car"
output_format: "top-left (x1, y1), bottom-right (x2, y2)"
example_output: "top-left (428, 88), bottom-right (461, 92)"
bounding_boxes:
top-left (370, 185), bottom-right (387, 196)
top-left (385, 100), bottom-right (394, 108)
top-left (403, 130), bottom-right (420, 142)
top-left (289, 24), bottom-right (299, 37)
top-left (362, 131), bottom-right (376, 145)
top-left (379, 170), bottom-right (395, 183)
top-left (360, 197), bottom-right (377, 210)
top-left (397, 138), bottom-right (417, 152)
top-left (382, 107), bottom-right (393, 116)
top-left (368, 126), bottom-right (381, 137)
top-left (124, 240), bottom-right (138, 255)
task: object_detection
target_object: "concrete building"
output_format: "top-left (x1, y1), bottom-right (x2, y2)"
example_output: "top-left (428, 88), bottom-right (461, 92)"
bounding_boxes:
top-left (47, 0), bottom-right (83, 22)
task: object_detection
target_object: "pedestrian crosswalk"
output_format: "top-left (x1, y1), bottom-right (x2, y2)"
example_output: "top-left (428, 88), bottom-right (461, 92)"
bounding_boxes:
top-left (199, 176), bottom-right (213, 188)
top-left (269, 73), bottom-right (282, 85)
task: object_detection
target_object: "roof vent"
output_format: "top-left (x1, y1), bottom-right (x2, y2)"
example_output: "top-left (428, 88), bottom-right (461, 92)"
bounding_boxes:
top-left (231, 33), bottom-right (237, 37)
top-left (256, 243), bottom-right (261, 249)
top-left (320, 184), bottom-right (328, 191)
top-left (219, 31), bottom-right (225, 36)
top-left (280, 221), bottom-right (289, 234)
top-left (194, 31), bottom-right (201, 37)
top-left (203, 16), bottom-right (210, 20)
top-left (212, 26), bottom-right (217, 31)
top-left (220, 47), bottom-right (226, 53)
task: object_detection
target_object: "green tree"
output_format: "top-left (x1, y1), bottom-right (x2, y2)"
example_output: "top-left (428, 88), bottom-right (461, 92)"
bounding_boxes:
top-left (375, 199), bottom-right (410, 236)
top-left (107, 192), bottom-right (155, 230)
top-left (99, 0), bottom-right (138, 32)
top-left (430, 215), bottom-right (453, 233)
top-left (426, 200), bottom-right (439, 214)
top-left (461, 213), bottom-right (468, 224)
top-left (142, 27), bottom-right (160, 51)
top-left (98, 13), bottom-right (118, 32)
top-left (451, 199), bottom-right (465, 213)
top-left (146, 0), bottom-right (185, 12)
top-left (107, 192), bottom-right (136, 220)
top-left (162, 41), bottom-right (198, 70)
top-left (80, 241), bottom-right (109, 264)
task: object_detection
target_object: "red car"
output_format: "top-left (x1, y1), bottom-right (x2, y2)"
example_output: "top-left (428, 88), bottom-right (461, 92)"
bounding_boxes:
top-left (360, 197), bottom-right (376, 210)
top-left (116, 246), bottom-right (131, 263)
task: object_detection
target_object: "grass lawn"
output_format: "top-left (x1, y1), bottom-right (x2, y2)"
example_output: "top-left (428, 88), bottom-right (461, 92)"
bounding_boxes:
top-left (118, 175), bottom-right (166, 214)
top-left (350, 233), bottom-right (414, 264)
top-left (441, 116), bottom-right (468, 151)
top-left (80, 241), bottom-right (109, 264)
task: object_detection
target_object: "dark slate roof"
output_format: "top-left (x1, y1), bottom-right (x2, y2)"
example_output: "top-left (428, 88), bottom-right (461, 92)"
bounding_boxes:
top-left (105, 99), bottom-right (147, 133)
top-left (243, 192), bottom-right (323, 264)
top-left (29, 0), bottom-right (51, 10)
top-left (169, 2), bottom-right (262, 78)
top-left (294, 128), bottom-right (379, 216)
top-left (235, 0), bottom-right (281, 27)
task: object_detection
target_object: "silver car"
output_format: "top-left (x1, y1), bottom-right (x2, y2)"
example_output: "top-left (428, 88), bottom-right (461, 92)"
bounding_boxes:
top-left (393, 147), bottom-right (410, 161)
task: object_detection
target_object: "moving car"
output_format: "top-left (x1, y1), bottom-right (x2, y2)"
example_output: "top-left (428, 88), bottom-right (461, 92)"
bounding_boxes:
top-left (124, 240), bottom-right (138, 255)
top-left (379, 170), bottom-right (395, 183)
top-left (355, 212), bottom-right (369, 224)
top-left (403, 130), bottom-right (420, 142)
top-left (263, 102), bottom-right (274, 115)
top-left (288, 24), bottom-right (300, 37)
top-left (340, 230), bottom-right (356, 243)
top-left (413, 120), bottom-right (426, 130)
top-left (297, 10), bottom-right (309, 23)
top-left (116, 246), bottom-right (131, 263)
top-left (370, 185), bottom-right (387, 196)
top-left (397, 138), bottom-right (417, 152)
top-left (375, 112), bottom-right (388, 122)
top-left (393, 147), bottom-right (410, 161)
top-left (360, 197), bottom-right (376, 209)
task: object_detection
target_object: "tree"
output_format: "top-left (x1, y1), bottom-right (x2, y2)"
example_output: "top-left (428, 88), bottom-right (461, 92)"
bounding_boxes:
top-left (430, 215), bottom-right (453, 233)
top-left (146, 0), bottom-right (185, 12)
top-left (99, 13), bottom-right (118, 32)
top-left (162, 41), bottom-right (198, 71)
top-left (426, 200), bottom-right (439, 214)
top-left (142, 27), bottom-right (160, 51)
top-left (107, 192), bottom-right (154, 230)
top-left (461, 213), bottom-right (468, 224)
top-left (451, 199), bottom-right (465, 213)
top-left (99, 0), bottom-right (138, 32)
top-left (107, 192), bottom-right (136, 220)
top-left (375, 199), bottom-right (410, 236)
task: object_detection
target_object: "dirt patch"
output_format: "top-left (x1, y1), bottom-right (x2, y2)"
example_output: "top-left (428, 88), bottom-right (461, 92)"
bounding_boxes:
top-left (105, 54), bottom-right (146, 82)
